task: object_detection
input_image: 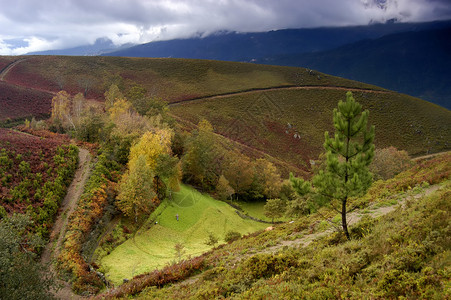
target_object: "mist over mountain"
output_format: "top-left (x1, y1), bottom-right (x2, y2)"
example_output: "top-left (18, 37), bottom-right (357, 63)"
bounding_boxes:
top-left (102, 20), bottom-right (451, 109)
top-left (28, 38), bottom-right (134, 56)
top-left (26, 20), bottom-right (451, 109)
top-left (104, 21), bottom-right (450, 61)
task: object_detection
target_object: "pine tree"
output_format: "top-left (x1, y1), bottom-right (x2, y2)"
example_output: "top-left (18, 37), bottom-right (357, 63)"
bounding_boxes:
top-left (313, 91), bottom-right (375, 240)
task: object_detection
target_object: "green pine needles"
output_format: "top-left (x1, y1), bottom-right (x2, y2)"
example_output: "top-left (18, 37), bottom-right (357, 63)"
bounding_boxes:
top-left (291, 91), bottom-right (375, 240)
top-left (314, 91), bottom-right (375, 239)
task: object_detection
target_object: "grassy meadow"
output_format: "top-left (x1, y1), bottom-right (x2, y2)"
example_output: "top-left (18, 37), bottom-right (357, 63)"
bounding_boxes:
top-left (100, 185), bottom-right (267, 285)
top-left (237, 200), bottom-right (291, 222)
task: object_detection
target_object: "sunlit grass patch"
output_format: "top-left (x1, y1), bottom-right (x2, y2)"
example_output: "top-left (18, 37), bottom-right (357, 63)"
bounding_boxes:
top-left (99, 185), bottom-right (266, 285)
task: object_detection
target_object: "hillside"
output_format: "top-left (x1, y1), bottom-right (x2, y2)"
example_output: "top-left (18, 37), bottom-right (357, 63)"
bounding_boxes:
top-left (0, 56), bottom-right (449, 175)
top-left (98, 184), bottom-right (267, 285)
top-left (0, 128), bottom-right (78, 237)
top-left (262, 27), bottom-right (451, 109)
top-left (98, 153), bottom-right (451, 299)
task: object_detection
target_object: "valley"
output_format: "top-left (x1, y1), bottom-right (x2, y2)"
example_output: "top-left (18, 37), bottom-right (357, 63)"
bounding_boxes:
top-left (0, 55), bottom-right (449, 299)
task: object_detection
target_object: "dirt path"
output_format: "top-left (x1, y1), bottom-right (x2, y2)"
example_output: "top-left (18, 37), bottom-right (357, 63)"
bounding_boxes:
top-left (266, 184), bottom-right (443, 251)
top-left (40, 148), bottom-right (92, 300)
top-left (169, 85), bottom-right (390, 106)
top-left (175, 183), bottom-right (444, 288)
top-left (413, 151), bottom-right (450, 161)
top-left (0, 58), bottom-right (27, 81)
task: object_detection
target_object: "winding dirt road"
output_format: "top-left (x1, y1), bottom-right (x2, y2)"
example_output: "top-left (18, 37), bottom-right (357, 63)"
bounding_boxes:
top-left (40, 148), bottom-right (92, 300)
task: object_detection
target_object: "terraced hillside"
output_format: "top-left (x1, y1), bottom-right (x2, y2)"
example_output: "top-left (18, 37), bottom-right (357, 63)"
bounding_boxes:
top-left (1, 56), bottom-right (449, 175)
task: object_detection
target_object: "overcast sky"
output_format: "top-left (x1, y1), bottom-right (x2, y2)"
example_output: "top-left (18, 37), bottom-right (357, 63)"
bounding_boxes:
top-left (0, 0), bottom-right (450, 55)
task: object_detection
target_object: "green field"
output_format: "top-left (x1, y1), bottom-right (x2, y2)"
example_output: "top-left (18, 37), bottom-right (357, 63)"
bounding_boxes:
top-left (100, 185), bottom-right (267, 285)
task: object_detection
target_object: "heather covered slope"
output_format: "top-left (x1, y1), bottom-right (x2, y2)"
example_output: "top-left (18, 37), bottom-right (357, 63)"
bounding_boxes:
top-left (0, 56), bottom-right (383, 102)
top-left (170, 88), bottom-right (450, 174)
top-left (0, 56), bottom-right (449, 174)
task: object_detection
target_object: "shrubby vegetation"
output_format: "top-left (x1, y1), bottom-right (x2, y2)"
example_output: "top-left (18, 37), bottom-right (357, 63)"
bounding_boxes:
top-left (0, 129), bottom-right (78, 241)
top-left (0, 214), bottom-right (59, 300)
top-left (370, 146), bottom-right (414, 180)
top-left (57, 155), bottom-right (119, 294)
top-left (97, 153), bottom-right (450, 299)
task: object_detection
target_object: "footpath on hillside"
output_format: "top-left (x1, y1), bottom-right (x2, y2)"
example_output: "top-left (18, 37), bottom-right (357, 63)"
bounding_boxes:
top-left (175, 182), bottom-right (445, 287)
top-left (168, 85), bottom-right (390, 106)
top-left (40, 148), bottom-right (92, 300)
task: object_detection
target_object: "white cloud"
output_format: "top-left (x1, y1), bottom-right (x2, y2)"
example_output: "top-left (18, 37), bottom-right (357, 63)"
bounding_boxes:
top-left (0, 0), bottom-right (449, 55)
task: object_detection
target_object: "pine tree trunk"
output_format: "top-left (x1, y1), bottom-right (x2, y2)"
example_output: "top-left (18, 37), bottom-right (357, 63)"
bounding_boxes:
top-left (342, 116), bottom-right (351, 240)
top-left (342, 196), bottom-right (350, 240)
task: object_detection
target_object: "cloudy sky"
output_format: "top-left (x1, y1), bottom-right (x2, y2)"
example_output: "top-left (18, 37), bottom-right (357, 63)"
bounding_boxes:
top-left (1, 0), bottom-right (450, 55)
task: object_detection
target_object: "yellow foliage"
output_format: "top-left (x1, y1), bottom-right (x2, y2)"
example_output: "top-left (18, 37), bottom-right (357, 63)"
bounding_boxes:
top-left (198, 119), bottom-right (213, 132)
top-left (128, 128), bottom-right (174, 172)
top-left (108, 97), bottom-right (132, 121)
top-left (51, 91), bottom-right (71, 122)
top-left (104, 84), bottom-right (124, 110)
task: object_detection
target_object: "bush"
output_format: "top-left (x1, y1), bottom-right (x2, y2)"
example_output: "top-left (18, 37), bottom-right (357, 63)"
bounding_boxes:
top-left (244, 253), bottom-right (298, 279)
top-left (370, 146), bottom-right (414, 180)
top-left (224, 230), bottom-right (241, 243)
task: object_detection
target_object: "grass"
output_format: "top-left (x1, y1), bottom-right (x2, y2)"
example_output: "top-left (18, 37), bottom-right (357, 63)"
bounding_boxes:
top-left (99, 185), bottom-right (267, 285)
top-left (237, 200), bottom-right (291, 222)
top-left (99, 154), bottom-right (450, 299)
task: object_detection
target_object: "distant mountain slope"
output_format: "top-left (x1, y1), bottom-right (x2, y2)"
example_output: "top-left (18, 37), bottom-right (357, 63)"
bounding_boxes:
top-left (104, 21), bottom-right (451, 62)
top-left (261, 27), bottom-right (451, 109)
top-left (1, 56), bottom-right (449, 173)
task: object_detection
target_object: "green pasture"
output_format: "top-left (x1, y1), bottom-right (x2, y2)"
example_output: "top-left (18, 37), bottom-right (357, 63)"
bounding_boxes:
top-left (100, 184), bottom-right (267, 285)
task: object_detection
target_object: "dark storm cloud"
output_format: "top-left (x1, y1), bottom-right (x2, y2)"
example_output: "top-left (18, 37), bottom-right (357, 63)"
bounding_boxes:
top-left (0, 0), bottom-right (450, 54)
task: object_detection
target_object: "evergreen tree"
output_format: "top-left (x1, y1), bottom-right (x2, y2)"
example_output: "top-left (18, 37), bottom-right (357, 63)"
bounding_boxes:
top-left (313, 91), bottom-right (375, 239)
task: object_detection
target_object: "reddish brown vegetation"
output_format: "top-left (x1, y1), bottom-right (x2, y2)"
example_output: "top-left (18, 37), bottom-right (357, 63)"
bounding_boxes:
top-left (99, 256), bottom-right (206, 299)
top-left (4, 60), bottom-right (61, 93)
top-left (0, 128), bottom-right (65, 212)
top-left (0, 82), bottom-right (53, 121)
top-left (0, 128), bottom-right (78, 239)
top-left (0, 57), bottom-right (16, 72)
top-left (57, 155), bottom-right (119, 294)
top-left (17, 126), bottom-right (71, 143)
